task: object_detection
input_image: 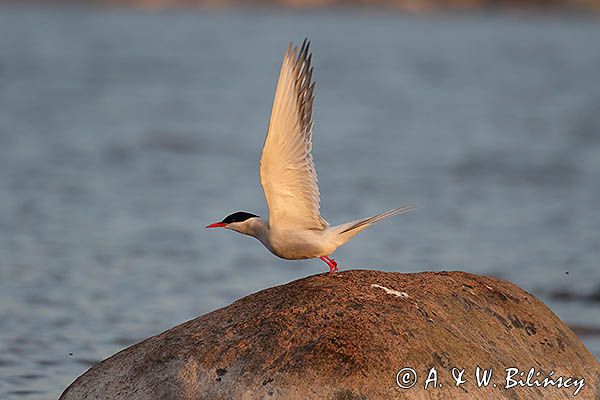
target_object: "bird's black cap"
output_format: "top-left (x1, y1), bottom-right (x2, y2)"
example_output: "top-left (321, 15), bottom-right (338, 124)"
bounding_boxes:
top-left (222, 211), bottom-right (259, 224)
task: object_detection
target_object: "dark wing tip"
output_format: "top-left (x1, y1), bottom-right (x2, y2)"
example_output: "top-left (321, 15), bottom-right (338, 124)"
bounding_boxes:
top-left (302, 37), bottom-right (310, 49)
top-left (291, 38), bottom-right (311, 65)
top-left (295, 39), bottom-right (315, 138)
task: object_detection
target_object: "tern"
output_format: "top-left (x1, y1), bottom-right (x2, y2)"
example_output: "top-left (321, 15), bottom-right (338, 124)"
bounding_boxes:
top-left (207, 39), bottom-right (416, 274)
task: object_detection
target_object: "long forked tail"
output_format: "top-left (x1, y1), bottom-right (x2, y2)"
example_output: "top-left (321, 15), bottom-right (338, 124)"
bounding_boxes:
top-left (336, 205), bottom-right (418, 236)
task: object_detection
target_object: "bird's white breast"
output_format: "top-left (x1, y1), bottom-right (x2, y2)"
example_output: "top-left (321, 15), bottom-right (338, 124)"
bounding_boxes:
top-left (260, 227), bottom-right (337, 260)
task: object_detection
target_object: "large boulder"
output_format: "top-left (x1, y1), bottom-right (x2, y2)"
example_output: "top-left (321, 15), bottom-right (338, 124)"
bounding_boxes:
top-left (60, 270), bottom-right (599, 399)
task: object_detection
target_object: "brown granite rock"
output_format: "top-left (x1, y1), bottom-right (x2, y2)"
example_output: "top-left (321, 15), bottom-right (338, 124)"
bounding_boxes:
top-left (60, 270), bottom-right (599, 399)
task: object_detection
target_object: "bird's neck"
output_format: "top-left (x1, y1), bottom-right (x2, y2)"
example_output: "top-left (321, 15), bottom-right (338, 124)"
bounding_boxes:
top-left (240, 217), bottom-right (270, 242)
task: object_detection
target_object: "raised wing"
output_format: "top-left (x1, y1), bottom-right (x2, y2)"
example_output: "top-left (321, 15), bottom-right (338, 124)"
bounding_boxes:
top-left (260, 39), bottom-right (328, 230)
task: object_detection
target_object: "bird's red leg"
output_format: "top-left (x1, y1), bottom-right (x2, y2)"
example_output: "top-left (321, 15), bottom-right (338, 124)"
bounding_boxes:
top-left (319, 256), bottom-right (338, 275)
top-left (323, 255), bottom-right (338, 268)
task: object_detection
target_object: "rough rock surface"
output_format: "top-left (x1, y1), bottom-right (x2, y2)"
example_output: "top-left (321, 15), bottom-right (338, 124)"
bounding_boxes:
top-left (60, 270), bottom-right (599, 399)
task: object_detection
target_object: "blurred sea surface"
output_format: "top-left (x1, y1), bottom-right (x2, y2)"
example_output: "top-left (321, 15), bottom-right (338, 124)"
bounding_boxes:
top-left (0, 6), bottom-right (599, 399)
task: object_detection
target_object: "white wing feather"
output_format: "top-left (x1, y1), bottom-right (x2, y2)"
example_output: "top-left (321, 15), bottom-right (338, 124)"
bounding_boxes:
top-left (260, 40), bottom-right (328, 230)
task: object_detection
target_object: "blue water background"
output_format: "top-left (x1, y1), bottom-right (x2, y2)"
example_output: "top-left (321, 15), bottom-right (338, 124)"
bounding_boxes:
top-left (0, 7), bottom-right (599, 399)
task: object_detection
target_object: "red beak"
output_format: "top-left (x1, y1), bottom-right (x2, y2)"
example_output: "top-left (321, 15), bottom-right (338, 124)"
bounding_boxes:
top-left (206, 222), bottom-right (227, 228)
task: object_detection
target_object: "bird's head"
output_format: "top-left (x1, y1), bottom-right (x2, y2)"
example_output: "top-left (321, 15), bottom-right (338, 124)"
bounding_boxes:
top-left (206, 211), bottom-right (261, 235)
